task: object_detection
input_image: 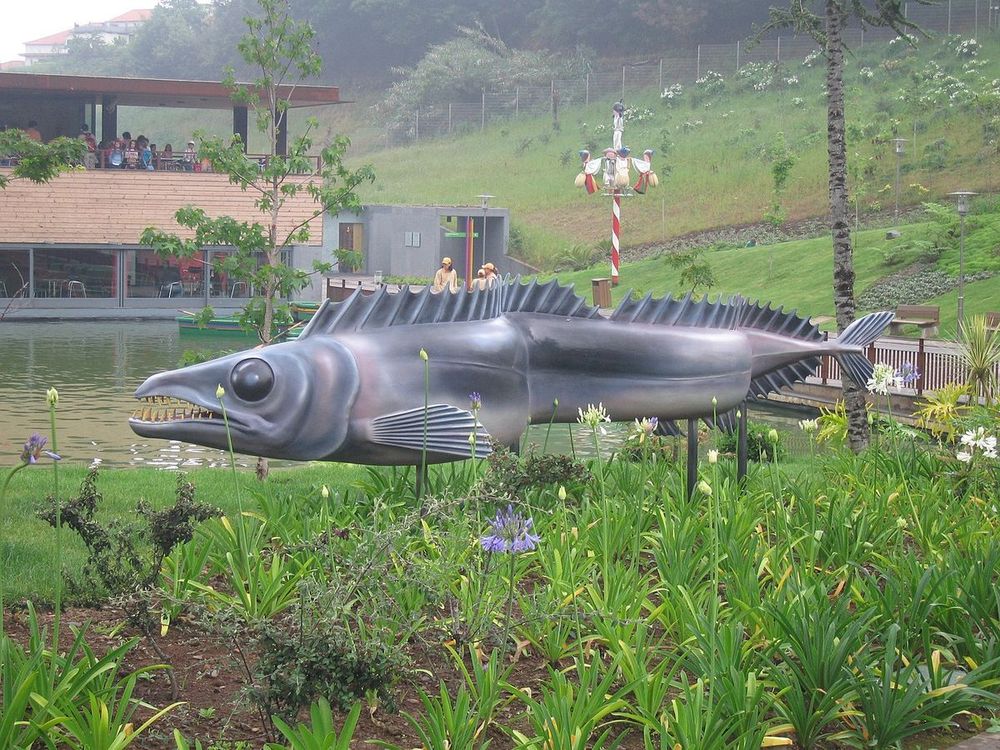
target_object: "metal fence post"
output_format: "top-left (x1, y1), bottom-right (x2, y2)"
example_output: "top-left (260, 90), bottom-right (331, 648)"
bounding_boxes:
top-left (736, 39), bottom-right (741, 70)
top-left (904, 1), bottom-right (909, 19)
top-left (948, 0), bottom-right (952, 34)
top-left (777, 35), bottom-right (781, 64)
top-left (916, 338), bottom-right (926, 396)
top-left (861, 27), bottom-right (864, 48)
top-left (696, 44), bottom-right (701, 79)
top-left (659, 58), bottom-right (663, 91)
top-left (976, 0), bottom-right (979, 37)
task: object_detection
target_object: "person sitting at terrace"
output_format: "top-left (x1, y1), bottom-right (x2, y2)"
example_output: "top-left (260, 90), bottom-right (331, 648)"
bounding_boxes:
top-left (78, 125), bottom-right (97, 168)
top-left (23, 120), bottom-right (42, 142)
top-left (183, 140), bottom-right (196, 171)
top-left (124, 140), bottom-right (139, 169)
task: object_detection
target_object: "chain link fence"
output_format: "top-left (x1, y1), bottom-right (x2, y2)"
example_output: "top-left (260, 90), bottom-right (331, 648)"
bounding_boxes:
top-left (382, 0), bottom-right (997, 147)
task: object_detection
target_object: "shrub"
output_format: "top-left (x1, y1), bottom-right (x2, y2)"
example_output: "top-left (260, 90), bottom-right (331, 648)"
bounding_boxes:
top-left (716, 420), bottom-right (784, 462)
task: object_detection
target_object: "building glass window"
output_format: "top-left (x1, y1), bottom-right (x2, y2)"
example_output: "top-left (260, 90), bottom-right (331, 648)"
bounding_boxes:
top-left (0, 250), bottom-right (30, 298)
top-left (32, 248), bottom-right (117, 298)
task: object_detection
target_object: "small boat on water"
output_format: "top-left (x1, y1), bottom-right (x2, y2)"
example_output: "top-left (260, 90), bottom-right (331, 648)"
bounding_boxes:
top-left (290, 301), bottom-right (321, 322)
top-left (176, 314), bottom-right (302, 340)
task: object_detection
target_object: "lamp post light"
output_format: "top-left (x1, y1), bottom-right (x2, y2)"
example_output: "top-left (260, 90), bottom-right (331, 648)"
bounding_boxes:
top-left (891, 138), bottom-right (907, 223)
top-left (949, 190), bottom-right (977, 332)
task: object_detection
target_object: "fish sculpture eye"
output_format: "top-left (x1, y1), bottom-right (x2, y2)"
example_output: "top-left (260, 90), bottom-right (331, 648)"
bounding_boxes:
top-left (230, 358), bottom-right (275, 402)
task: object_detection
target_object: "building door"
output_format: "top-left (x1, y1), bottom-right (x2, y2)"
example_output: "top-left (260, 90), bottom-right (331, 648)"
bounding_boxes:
top-left (339, 223), bottom-right (364, 251)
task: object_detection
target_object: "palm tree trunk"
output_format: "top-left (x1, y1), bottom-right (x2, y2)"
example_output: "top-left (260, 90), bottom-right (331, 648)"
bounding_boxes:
top-left (826, 0), bottom-right (869, 452)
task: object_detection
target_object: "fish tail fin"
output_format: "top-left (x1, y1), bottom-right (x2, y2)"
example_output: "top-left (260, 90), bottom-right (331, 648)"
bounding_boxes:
top-left (833, 311), bottom-right (895, 386)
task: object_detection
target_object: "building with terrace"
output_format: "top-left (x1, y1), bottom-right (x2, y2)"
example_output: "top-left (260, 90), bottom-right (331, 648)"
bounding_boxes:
top-left (20, 9), bottom-right (152, 67)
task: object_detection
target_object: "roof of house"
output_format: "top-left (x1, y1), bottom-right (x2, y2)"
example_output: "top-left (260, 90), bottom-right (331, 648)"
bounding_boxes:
top-left (0, 71), bottom-right (343, 109)
top-left (24, 30), bottom-right (72, 47)
top-left (107, 9), bottom-right (154, 23)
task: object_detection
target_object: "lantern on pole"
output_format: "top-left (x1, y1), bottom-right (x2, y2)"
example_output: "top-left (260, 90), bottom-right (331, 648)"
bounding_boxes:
top-left (574, 102), bottom-right (658, 285)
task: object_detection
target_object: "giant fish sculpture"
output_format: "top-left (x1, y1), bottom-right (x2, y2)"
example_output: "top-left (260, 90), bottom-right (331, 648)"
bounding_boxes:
top-left (130, 278), bottom-right (893, 465)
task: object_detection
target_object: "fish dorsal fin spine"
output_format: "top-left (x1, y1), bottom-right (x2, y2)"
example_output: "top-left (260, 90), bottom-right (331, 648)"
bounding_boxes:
top-left (298, 276), bottom-right (599, 338)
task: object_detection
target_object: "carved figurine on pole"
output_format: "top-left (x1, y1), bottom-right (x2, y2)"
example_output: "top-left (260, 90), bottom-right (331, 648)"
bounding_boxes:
top-left (574, 101), bottom-right (658, 286)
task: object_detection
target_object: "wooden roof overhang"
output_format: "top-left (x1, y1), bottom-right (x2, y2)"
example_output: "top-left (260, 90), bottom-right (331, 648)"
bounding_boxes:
top-left (0, 71), bottom-right (344, 109)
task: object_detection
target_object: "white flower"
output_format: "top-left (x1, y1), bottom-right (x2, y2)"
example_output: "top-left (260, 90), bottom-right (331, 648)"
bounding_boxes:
top-left (577, 402), bottom-right (610, 428)
top-left (798, 419), bottom-right (818, 433)
top-left (957, 450), bottom-right (973, 463)
top-left (707, 449), bottom-right (719, 464)
top-left (867, 363), bottom-right (895, 395)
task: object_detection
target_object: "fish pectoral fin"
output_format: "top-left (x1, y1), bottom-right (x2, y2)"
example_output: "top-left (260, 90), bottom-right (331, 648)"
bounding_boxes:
top-left (654, 419), bottom-right (684, 437)
top-left (371, 404), bottom-right (492, 459)
top-left (703, 409), bottom-right (739, 434)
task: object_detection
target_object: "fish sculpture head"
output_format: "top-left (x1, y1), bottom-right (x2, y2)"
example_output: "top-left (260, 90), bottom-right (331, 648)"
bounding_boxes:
top-left (130, 338), bottom-right (359, 460)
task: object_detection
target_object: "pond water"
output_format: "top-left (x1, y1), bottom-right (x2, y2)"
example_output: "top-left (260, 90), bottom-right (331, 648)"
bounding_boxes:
top-left (0, 321), bottom-right (816, 468)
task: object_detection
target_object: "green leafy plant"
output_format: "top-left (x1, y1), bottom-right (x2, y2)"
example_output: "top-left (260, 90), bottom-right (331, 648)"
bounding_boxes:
top-left (265, 699), bottom-right (362, 750)
top-left (957, 314), bottom-right (1000, 404)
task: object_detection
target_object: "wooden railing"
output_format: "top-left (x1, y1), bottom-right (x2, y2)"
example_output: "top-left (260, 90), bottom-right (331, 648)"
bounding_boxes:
top-left (810, 335), bottom-right (998, 396)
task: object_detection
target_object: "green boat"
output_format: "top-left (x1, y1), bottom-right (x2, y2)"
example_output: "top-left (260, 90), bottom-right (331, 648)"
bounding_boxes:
top-left (290, 301), bottom-right (321, 322)
top-left (176, 315), bottom-right (302, 340)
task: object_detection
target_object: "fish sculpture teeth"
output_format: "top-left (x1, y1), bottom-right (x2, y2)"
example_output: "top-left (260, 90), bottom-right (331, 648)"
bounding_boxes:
top-left (130, 277), bottom-right (893, 466)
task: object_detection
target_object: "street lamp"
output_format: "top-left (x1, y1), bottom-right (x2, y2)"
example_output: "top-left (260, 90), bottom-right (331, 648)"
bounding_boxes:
top-left (891, 138), bottom-right (907, 223)
top-left (476, 193), bottom-right (494, 272)
top-left (949, 190), bottom-right (977, 332)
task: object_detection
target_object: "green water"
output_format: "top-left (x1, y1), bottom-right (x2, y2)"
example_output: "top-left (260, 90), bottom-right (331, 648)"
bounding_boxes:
top-left (0, 321), bottom-right (814, 468)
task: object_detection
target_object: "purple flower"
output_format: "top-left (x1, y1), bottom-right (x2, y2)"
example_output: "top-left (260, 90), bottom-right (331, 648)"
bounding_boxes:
top-left (469, 392), bottom-right (482, 411)
top-left (20, 433), bottom-right (60, 464)
top-left (480, 504), bottom-right (540, 554)
top-left (895, 362), bottom-right (921, 387)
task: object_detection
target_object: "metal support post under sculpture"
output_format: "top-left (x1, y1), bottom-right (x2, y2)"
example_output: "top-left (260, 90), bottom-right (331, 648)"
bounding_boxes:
top-left (737, 401), bottom-right (748, 482)
top-left (687, 418), bottom-right (698, 499)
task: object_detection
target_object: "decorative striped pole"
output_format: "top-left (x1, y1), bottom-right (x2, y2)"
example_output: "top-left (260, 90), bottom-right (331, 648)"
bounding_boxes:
top-left (610, 189), bottom-right (621, 285)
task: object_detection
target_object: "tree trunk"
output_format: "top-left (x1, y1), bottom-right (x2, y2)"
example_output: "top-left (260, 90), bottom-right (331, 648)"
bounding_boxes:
top-left (826, 0), bottom-right (870, 452)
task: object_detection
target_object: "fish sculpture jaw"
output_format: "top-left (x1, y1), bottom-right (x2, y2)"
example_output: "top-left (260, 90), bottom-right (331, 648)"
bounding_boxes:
top-left (130, 338), bottom-right (360, 460)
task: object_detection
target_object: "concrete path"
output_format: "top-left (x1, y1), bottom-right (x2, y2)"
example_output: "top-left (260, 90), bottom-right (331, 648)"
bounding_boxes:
top-left (951, 733), bottom-right (1000, 749)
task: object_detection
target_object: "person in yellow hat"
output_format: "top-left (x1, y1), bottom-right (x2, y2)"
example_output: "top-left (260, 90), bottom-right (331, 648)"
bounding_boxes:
top-left (432, 257), bottom-right (459, 293)
top-left (470, 267), bottom-right (488, 291)
top-left (482, 261), bottom-right (499, 289)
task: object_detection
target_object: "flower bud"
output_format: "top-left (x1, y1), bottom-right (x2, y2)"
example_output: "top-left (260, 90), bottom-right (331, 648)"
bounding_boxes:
top-left (321, 484), bottom-right (330, 499)
top-left (46, 387), bottom-right (59, 407)
top-left (216, 384), bottom-right (226, 399)
top-left (558, 485), bottom-right (567, 501)
top-left (419, 348), bottom-right (429, 361)
top-left (707, 449), bottom-right (719, 464)
top-left (468, 432), bottom-right (476, 445)
top-left (711, 396), bottom-right (718, 407)
top-left (768, 428), bottom-right (779, 444)
top-left (697, 480), bottom-right (712, 496)
top-left (553, 398), bottom-right (559, 408)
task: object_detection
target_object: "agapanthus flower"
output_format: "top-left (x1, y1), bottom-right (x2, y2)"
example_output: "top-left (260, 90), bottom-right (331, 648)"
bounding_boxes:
top-left (469, 392), bottom-right (482, 411)
top-left (798, 419), bottom-right (818, 433)
top-left (867, 363), bottom-right (896, 395)
top-left (628, 417), bottom-right (659, 444)
top-left (481, 504), bottom-right (541, 554)
top-left (20, 433), bottom-right (60, 464)
top-left (894, 362), bottom-right (921, 387)
top-left (957, 427), bottom-right (998, 462)
top-left (577, 402), bottom-right (610, 428)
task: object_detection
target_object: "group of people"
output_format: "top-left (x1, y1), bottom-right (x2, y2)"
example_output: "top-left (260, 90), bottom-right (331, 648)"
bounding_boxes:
top-left (431, 257), bottom-right (500, 293)
top-left (85, 127), bottom-right (198, 171)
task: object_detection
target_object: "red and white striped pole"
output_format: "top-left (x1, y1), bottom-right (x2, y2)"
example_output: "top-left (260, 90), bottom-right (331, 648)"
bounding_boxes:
top-left (610, 188), bottom-right (621, 285)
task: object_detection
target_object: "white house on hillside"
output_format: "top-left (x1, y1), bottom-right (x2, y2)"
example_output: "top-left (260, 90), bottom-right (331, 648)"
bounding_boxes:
top-left (20, 10), bottom-right (152, 66)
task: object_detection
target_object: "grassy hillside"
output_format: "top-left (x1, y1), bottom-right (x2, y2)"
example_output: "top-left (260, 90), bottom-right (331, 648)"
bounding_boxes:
top-left (350, 33), bottom-right (1000, 269)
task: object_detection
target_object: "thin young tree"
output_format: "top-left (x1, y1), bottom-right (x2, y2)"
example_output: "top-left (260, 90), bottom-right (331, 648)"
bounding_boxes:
top-left (141, 0), bottom-right (374, 479)
top-left (142, 0), bottom-right (374, 347)
top-left (759, 0), bottom-right (922, 452)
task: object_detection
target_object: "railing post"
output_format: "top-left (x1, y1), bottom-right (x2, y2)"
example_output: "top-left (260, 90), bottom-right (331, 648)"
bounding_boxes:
top-left (515, 87), bottom-right (519, 118)
top-left (916, 338), bottom-right (926, 396)
top-left (948, 0), bottom-right (952, 34)
top-left (736, 39), bottom-right (740, 70)
top-left (448, 103), bottom-right (452, 134)
top-left (776, 35), bottom-right (781, 64)
top-left (696, 44), bottom-right (701, 79)
top-left (659, 58), bottom-right (663, 91)
top-left (415, 109), bottom-right (419, 141)
top-left (481, 90), bottom-right (486, 131)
